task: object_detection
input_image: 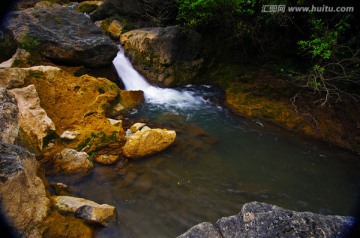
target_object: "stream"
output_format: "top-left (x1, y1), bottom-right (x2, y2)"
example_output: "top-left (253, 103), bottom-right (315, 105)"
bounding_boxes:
top-left (48, 49), bottom-right (360, 238)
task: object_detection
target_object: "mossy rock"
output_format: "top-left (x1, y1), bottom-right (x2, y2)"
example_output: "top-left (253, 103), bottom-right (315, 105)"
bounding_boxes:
top-left (42, 211), bottom-right (93, 238)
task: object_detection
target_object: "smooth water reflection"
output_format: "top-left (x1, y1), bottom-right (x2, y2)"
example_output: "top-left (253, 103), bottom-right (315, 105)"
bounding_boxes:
top-left (48, 86), bottom-right (360, 238)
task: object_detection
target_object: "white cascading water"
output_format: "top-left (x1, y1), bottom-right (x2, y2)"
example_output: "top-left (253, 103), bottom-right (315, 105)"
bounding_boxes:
top-left (112, 47), bottom-right (204, 108)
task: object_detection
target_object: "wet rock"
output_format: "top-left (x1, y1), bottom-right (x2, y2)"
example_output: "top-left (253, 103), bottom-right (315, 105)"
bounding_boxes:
top-left (6, 2), bottom-right (118, 67)
top-left (123, 128), bottom-right (176, 159)
top-left (9, 84), bottom-right (56, 154)
top-left (94, 154), bottom-right (119, 165)
top-left (178, 222), bottom-right (222, 238)
top-left (53, 195), bottom-right (116, 226)
top-left (107, 90), bottom-right (144, 117)
top-left (43, 211), bottom-right (93, 238)
top-left (123, 171), bottom-right (137, 186)
top-left (130, 122), bottom-right (147, 133)
top-left (0, 87), bottom-right (19, 144)
top-left (107, 118), bottom-right (122, 126)
top-left (75, 205), bottom-right (116, 226)
top-left (120, 26), bottom-right (203, 87)
top-left (54, 148), bottom-right (93, 174)
top-left (0, 143), bottom-right (50, 237)
top-left (50, 182), bottom-right (72, 196)
top-left (178, 201), bottom-right (355, 238)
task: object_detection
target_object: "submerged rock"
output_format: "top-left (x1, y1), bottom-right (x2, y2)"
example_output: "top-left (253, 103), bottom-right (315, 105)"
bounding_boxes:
top-left (178, 201), bottom-right (355, 238)
top-left (0, 143), bottom-right (50, 237)
top-left (9, 84), bottom-right (56, 154)
top-left (54, 148), bottom-right (93, 174)
top-left (0, 87), bottom-right (19, 144)
top-left (6, 2), bottom-right (118, 67)
top-left (120, 26), bottom-right (203, 87)
top-left (53, 195), bottom-right (116, 226)
top-left (123, 128), bottom-right (176, 159)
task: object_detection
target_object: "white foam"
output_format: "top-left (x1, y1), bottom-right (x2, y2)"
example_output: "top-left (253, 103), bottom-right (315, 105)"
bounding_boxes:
top-left (113, 47), bottom-right (204, 108)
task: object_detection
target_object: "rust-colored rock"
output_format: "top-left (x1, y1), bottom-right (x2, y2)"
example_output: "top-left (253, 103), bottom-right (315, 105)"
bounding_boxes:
top-left (1, 66), bottom-right (131, 158)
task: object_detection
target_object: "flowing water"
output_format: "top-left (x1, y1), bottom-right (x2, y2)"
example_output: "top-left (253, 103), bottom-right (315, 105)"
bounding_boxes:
top-left (49, 49), bottom-right (360, 237)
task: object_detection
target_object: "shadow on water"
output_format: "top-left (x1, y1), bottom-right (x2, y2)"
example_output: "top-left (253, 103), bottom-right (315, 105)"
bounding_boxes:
top-left (48, 85), bottom-right (360, 238)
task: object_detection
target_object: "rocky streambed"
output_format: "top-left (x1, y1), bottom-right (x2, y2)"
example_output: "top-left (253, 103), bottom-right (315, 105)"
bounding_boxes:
top-left (1, 1), bottom-right (360, 238)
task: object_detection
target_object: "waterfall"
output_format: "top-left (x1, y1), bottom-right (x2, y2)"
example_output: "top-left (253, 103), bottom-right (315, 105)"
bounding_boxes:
top-left (112, 47), bottom-right (205, 108)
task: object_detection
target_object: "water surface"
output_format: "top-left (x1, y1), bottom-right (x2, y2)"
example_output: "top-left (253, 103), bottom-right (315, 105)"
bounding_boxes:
top-left (48, 51), bottom-right (360, 237)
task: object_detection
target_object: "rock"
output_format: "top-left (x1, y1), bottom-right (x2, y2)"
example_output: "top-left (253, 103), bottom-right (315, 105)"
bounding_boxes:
top-left (54, 148), bottom-right (93, 174)
top-left (178, 202), bottom-right (355, 238)
top-left (6, 2), bottom-right (118, 67)
top-left (130, 122), bottom-right (147, 133)
top-left (2, 66), bottom-right (127, 156)
top-left (53, 195), bottom-right (116, 226)
top-left (107, 90), bottom-right (144, 117)
top-left (108, 19), bottom-right (124, 39)
top-left (75, 205), bottom-right (116, 226)
top-left (50, 182), bottom-right (72, 196)
top-left (0, 67), bottom-right (27, 88)
top-left (178, 222), bottom-right (222, 238)
top-left (60, 130), bottom-right (78, 140)
top-left (11, 48), bottom-right (32, 67)
top-left (0, 143), bottom-right (50, 237)
top-left (120, 26), bottom-right (203, 87)
top-left (0, 87), bottom-right (19, 144)
top-left (0, 27), bottom-right (17, 63)
top-left (107, 118), bottom-right (122, 126)
top-left (9, 84), bottom-right (56, 154)
top-left (94, 154), bottom-right (119, 165)
top-left (43, 211), bottom-right (93, 238)
top-left (123, 128), bottom-right (176, 159)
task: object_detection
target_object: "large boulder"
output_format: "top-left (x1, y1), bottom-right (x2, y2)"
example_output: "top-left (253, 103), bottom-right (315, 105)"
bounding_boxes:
top-left (0, 87), bottom-right (19, 144)
top-left (0, 143), bottom-right (50, 237)
top-left (123, 126), bottom-right (176, 159)
top-left (178, 202), bottom-right (355, 238)
top-left (0, 66), bottom-right (134, 157)
top-left (120, 26), bottom-right (203, 87)
top-left (6, 2), bottom-right (118, 67)
top-left (53, 195), bottom-right (116, 226)
top-left (9, 84), bottom-right (56, 154)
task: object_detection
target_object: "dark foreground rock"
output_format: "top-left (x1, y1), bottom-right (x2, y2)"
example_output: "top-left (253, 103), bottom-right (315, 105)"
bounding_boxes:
top-left (178, 202), bottom-right (356, 238)
top-left (0, 143), bottom-right (50, 237)
top-left (121, 26), bottom-right (203, 87)
top-left (6, 2), bottom-right (118, 67)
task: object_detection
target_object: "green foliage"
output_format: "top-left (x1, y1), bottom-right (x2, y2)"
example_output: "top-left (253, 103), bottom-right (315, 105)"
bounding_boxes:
top-left (19, 32), bottom-right (39, 52)
top-left (296, 14), bottom-right (360, 105)
top-left (176, 0), bottom-right (255, 28)
top-left (77, 3), bottom-right (98, 13)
